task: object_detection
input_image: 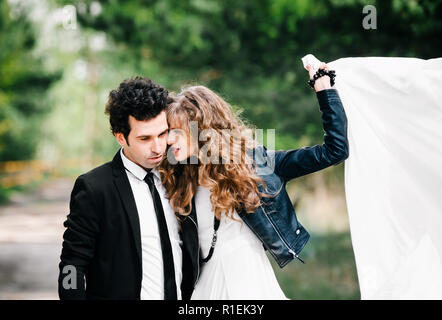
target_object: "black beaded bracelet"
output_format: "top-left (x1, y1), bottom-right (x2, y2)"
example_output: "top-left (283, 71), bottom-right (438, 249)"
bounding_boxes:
top-left (308, 68), bottom-right (336, 89)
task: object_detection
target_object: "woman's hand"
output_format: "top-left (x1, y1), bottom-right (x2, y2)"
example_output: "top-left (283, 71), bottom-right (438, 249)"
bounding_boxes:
top-left (306, 62), bottom-right (333, 92)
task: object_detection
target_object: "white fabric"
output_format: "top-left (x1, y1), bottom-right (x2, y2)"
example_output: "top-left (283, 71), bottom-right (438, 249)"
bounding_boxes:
top-left (190, 185), bottom-right (288, 300)
top-left (120, 148), bottom-right (183, 300)
top-left (324, 57), bottom-right (442, 299)
top-left (302, 54), bottom-right (323, 70)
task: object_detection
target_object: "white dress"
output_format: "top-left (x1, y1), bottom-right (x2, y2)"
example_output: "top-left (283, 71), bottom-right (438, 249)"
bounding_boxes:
top-left (190, 186), bottom-right (288, 300)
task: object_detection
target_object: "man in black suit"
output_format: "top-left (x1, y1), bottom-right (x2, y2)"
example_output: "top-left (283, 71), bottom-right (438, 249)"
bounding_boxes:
top-left (58, 77), bottom-right (198, 300)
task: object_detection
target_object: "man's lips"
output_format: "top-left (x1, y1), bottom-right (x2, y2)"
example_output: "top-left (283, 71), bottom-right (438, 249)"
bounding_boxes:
top-left (149, 154), bottom-right (163, 161)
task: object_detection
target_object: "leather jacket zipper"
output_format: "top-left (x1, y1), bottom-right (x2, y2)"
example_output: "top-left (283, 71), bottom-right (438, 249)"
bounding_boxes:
top-left (261, 205), bottom-right (305, 264)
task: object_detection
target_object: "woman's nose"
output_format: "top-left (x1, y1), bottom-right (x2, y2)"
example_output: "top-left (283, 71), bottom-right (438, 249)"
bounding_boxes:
top-left (167, 132), bottom-right (176, 145)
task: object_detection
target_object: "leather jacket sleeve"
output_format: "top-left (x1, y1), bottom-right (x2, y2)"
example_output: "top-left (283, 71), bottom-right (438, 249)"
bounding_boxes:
top-left (273, 88), bottom-right (349, 181)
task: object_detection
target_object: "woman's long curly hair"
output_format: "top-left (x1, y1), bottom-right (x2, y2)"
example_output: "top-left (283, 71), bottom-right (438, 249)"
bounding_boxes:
top-left (159, 85), bottom-right (269, 220)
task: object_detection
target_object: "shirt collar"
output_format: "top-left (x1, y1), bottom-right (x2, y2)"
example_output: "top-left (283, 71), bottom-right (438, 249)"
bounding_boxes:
top-left (120, 148), bottom-right (161, 182)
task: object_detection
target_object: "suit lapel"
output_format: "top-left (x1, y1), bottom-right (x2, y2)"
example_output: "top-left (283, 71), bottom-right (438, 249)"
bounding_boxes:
top-left (112, 149), bottom-right (142, 266)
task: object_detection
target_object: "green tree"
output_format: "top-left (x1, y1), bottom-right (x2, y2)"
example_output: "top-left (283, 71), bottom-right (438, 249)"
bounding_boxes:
top-left (0, 0), bottom-right (60, 161)
top-left (60, 0), bottom-right (441, 149)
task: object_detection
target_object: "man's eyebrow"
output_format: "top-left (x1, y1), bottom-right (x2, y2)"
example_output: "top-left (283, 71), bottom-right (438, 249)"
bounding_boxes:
top-left (136, 134), bottom-right (152, 139)
top-left (136, 128), bottom-right (169, 139)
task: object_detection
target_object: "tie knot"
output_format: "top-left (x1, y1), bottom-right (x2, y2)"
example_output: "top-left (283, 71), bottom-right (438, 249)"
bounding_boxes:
top-left (144, 171), bottom-right (154, 186)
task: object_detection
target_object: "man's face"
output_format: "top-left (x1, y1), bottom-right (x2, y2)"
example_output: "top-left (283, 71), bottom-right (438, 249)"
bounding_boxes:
top-left (115, 111), bottom-right (169, 169)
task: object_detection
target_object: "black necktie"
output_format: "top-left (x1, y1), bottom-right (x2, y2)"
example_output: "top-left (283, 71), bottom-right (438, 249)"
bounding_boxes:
top-left (144, 171), bottom-right (177, 300)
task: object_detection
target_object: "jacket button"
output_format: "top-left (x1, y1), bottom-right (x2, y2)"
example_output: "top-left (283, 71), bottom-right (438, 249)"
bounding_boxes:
top-left (296, 229), bottom-right (301, 235)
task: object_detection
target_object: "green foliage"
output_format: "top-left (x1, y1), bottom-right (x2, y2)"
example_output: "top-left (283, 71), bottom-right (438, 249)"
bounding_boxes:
top-left (0, 0), bottom-right (60, 161)
top-left (58, 0), bottom-right (442, 152)
top-left (0, 185), bottom-right (9, 204)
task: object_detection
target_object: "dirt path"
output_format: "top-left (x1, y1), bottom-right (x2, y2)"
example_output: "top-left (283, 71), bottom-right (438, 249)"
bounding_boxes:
top-left (0, 178), bottom-right (74, 300)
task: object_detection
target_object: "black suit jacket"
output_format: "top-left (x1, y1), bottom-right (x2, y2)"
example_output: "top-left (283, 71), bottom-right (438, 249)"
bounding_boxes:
top-left (58, 149), bottom-right (199, 300)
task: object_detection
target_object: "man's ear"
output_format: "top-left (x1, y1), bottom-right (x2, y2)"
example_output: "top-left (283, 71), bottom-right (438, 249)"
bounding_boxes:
top-left (114, 132), bottom-right (127, 146)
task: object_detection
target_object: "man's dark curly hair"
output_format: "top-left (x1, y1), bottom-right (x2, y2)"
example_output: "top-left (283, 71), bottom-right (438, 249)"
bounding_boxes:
top-left (105, 76), bottom-right (170, 145)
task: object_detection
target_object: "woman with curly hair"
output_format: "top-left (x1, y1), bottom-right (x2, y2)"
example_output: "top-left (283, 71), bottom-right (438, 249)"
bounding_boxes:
top-left (159, 63), bottom-right (349, 299)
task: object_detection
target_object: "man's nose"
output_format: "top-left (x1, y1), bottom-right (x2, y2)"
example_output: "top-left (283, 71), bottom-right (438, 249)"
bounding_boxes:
top-left (151, 137), bottom-right (164, 154)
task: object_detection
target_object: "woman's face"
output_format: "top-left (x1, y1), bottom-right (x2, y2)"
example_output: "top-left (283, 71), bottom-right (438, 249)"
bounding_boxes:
top-left (167, 122), bottom-right (194, 162)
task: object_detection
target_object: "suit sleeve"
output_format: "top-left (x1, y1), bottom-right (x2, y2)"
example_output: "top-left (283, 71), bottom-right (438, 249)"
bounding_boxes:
top-left (58, 175), bottom-right (101, 300)
top-left (273, 89), bottom-right (349, 181)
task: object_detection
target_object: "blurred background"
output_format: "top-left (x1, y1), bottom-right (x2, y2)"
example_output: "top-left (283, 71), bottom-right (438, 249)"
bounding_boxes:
top-left (0, 0), bottom-right (440, 299)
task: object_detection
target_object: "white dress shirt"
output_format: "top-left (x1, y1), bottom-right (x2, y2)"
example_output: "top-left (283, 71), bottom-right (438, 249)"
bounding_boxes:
top-left (120, 148), bottom-right (182, 300)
